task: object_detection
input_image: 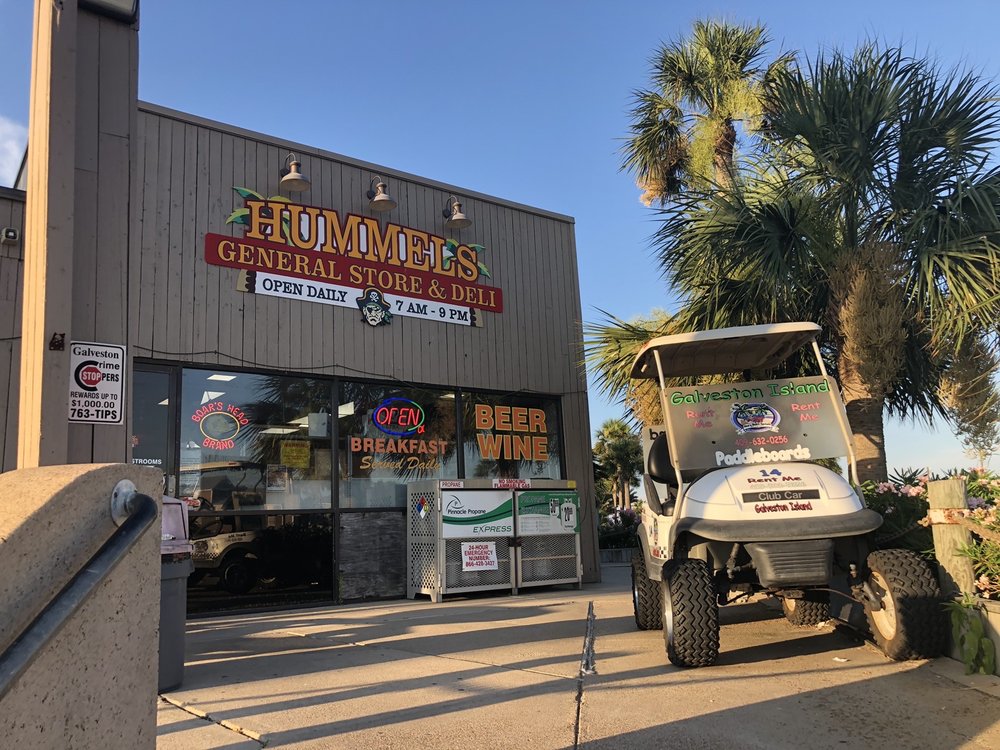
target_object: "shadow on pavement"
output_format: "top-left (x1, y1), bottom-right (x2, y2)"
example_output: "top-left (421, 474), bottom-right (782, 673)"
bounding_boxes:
top-left (181, 601), bottom-right (589, 691)
top-left (579, 661), bottom-right (1000, 749)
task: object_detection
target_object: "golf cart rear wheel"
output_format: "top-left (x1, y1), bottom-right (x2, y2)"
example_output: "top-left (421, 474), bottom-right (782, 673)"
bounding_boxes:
top-left (221, 553), bottom-right (258, 595)
top-left (661, 559), bottom-right (719, 668)
top-left (631, 554), bottom-right (662, 630)
top-left (781, 594), bottom-right (830, 626)
top-left (865, 549), bottom-right (946, 660)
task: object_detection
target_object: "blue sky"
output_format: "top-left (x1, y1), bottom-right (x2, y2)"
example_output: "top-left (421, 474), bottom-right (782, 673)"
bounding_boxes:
top-left (1, 0), bottom-right (999, 473)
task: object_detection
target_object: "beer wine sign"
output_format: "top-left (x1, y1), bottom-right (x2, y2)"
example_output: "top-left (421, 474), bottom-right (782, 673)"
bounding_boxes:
top-left (204, 187), bottom-right (503, 328)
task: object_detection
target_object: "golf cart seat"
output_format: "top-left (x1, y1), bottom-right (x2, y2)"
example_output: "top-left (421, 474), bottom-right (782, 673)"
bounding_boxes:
top-left (647, 432), bottom-right (702, 488)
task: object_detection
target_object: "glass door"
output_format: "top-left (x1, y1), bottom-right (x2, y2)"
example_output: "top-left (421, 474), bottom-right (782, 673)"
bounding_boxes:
top-left (131, 365), bottom-right (176, 493)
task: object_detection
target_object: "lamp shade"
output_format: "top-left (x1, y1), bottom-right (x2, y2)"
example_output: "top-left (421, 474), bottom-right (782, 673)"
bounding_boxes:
top-left (280, 160), bottom-right (311, 192)
top-left (444, 200), bottom-right (472, 230)
top-left (368, 181), bottom-right (397, 212)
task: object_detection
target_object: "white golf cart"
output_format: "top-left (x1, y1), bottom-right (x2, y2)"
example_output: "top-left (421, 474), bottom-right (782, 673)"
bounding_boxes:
top-left (629, 322), bottom-right (946, 667)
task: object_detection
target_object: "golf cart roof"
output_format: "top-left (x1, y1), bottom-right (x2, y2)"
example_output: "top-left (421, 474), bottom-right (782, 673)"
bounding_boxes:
top-left (630, 322), bottom-right (822, 379)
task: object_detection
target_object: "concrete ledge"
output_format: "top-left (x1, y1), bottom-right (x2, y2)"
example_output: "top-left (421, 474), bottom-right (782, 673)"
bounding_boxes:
top-left (0, 464), bottom-right (162, 749)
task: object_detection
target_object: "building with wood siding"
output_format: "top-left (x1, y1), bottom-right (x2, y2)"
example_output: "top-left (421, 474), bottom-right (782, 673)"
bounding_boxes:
top-left (0, 102), bottom-right (597, 611)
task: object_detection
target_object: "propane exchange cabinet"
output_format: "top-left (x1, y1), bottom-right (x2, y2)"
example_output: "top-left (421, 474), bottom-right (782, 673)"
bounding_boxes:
top-left (407, 479), bottom-right (582, 602)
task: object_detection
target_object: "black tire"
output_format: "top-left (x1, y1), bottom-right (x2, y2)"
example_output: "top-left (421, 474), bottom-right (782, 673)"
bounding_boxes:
top-left (221, 554), bottom-right (257, 594)
top-left (781, 593), bottom-right (830, 626)
top-left (631, 554), bottom-right (662, 630)
top-left (865, 549), bottom-right (946, 660)
top-left (661, 559), bottom-right (719, 668)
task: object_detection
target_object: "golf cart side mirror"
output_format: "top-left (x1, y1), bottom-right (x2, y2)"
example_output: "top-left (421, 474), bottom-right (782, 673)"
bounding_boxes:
top-left (643, 474), bottom-right (674, 516)
top-left (643, 474), bottom-right (662, 514)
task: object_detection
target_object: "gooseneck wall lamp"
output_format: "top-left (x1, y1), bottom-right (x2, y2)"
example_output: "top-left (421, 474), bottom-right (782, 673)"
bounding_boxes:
top-left (280, 153), bottom-right (311, 192)
top-left (366, 176), bottom-right (397, 213)
top-left (442, 195), bottom-right (472, 230)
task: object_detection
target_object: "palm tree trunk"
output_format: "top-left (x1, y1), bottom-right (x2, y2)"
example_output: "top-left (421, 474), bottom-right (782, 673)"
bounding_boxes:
top-left (840, 368), bottom-right (888, 482)
top-left (713, 119), bottom-right (737, 189)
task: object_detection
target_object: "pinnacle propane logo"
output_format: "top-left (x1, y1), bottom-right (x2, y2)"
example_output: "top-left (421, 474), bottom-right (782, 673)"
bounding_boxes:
top-left (440, 491), bottom-right (514, 538)
top-left (445, 496), bottom-right (473, 516)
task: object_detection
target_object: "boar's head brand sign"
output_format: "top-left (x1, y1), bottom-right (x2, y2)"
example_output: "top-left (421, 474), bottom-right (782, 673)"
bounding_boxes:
top-left (204, 187), bottom-right (502, 328)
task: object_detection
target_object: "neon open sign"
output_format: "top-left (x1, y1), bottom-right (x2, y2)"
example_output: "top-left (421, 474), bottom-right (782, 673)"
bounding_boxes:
top-left (373, 398), bottom-right (426, 436)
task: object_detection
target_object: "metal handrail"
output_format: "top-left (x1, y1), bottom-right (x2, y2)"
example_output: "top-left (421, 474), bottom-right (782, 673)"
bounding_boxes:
top-left (0, 492), bottom-right (157, 701)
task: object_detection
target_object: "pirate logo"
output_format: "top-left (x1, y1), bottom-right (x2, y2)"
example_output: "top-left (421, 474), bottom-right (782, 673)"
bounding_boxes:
top-left (730, 402), bottom-right (781, 434)
top-left (356, 287), bottom-right (392, 327)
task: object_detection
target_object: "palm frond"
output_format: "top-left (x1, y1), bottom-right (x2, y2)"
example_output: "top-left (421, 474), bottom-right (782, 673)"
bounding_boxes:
top-left (583, 310), bottom-right (673, 401)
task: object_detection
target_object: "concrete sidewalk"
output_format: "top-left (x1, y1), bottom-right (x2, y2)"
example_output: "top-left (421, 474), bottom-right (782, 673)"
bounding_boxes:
top-left (157, 565), bottom-right (1000, 749)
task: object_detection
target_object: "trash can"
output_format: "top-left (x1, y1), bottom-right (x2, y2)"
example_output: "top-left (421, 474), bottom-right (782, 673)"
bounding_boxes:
top-left (159, 496), bottom-right (193, 692)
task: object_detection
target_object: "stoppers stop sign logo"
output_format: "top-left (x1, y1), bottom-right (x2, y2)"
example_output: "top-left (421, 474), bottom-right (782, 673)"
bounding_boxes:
top-left (75, 361), bottom-right (103, 391)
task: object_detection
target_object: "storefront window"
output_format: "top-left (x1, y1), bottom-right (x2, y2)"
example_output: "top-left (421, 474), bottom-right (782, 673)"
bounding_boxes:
top-left (462, 394), bottom-right (562, 480)
top-left (187, 512), bottom-right (334, 614)
top-left (179, 370), bottom-right (333, 511)
top-left (131, 368), bottom-right (172, 483)
top-left (338, 382), bottom-right (458, 508)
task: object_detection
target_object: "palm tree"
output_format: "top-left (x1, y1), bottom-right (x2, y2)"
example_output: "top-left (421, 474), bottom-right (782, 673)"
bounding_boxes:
top-left (940, 335), bottom-right (1000, 466)
top-left (593, 419), bottom-right (643, 510)
top-left (622, 19), bottom-right (793, 204)
top-left (585, 310), bottom-right (675, 431)
top-left (644, 43), bottom-right (1000, 481)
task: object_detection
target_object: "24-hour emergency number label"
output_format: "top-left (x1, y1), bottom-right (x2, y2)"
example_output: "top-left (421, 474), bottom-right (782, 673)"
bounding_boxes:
top-left (68, 341), bottom-right (126, 424)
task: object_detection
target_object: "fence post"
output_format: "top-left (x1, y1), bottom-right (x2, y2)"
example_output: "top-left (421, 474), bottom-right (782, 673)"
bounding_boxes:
top-left (926, 478), bottom-right (976, 597)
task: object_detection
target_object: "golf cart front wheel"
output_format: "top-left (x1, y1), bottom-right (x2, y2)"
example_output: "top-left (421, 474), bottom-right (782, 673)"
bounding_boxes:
top-left (631, 554), bottom-right (662, 630)
top-left (865, 549), bottom-right (946, 660)
top-left (661, 559), bottom-right (719, 668)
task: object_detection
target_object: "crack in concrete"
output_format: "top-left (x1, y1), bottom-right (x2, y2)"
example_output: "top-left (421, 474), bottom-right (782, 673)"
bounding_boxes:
top-left (574, 601), bottom-right (597, 749)
top-left (159, 694), bottom-right (268, 747)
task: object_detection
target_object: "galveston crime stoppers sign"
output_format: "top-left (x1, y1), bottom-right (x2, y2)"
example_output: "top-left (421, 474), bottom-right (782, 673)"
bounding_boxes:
top-left (68, 341), bottom-right (126, 424)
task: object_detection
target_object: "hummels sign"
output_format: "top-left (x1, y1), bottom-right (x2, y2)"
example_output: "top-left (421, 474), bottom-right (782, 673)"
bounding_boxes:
top-left (204, 188), bottom-right (503, 327)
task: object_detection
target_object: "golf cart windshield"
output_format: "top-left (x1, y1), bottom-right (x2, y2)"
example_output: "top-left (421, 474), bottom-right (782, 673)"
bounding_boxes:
top-left (631, 323), bottom-right (853, 472)
top-left (663, 376), bottom-right (850, 469)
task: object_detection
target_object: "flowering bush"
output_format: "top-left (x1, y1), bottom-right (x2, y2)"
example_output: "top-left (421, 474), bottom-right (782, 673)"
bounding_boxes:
top-left (862, 473), bottom-right (933, 555)
top-left (598, 507), bottom-right (640, 549)
top-left (956, 505), bottom-right (1000, 600)
top-left (951, 467), bottom-right (1000, 508)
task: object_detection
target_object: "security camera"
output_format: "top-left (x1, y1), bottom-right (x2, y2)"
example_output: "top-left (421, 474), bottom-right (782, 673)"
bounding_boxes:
top-left (0, 227), bottom-right (18, 245)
